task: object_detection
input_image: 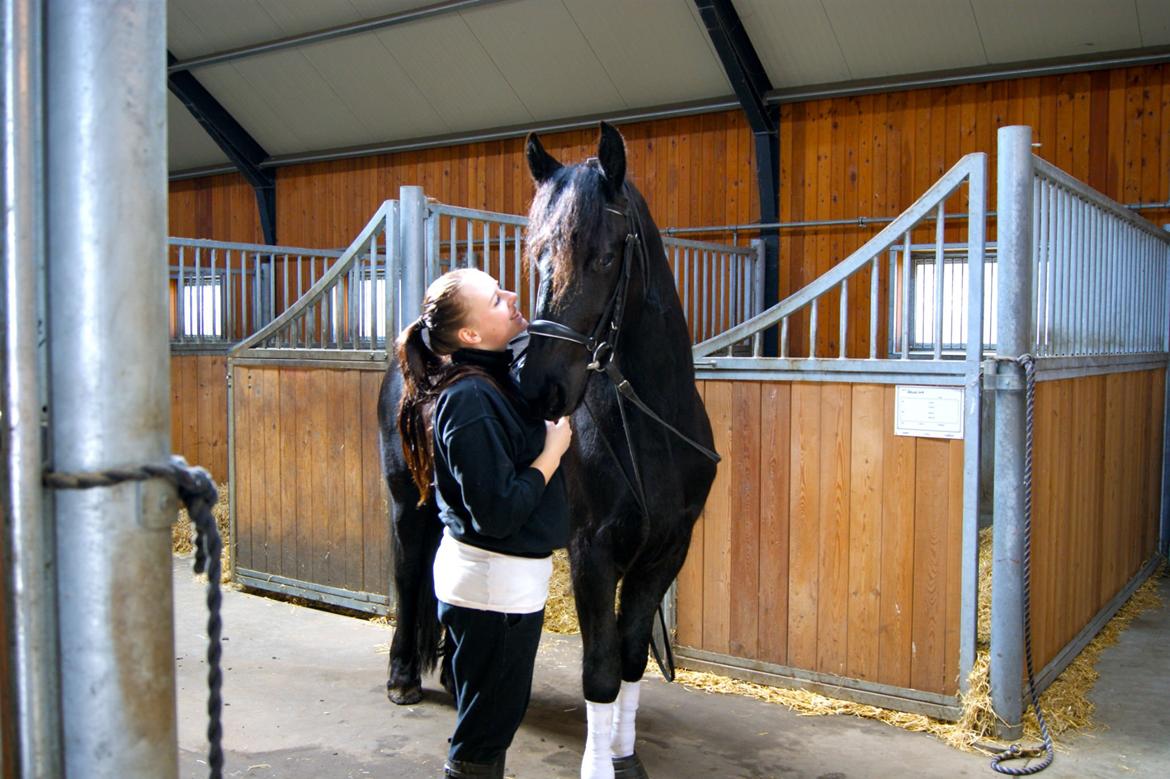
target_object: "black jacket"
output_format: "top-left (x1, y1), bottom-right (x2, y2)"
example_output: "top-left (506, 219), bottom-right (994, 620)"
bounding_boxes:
top-left (431, 348), bottom-right (568, 558)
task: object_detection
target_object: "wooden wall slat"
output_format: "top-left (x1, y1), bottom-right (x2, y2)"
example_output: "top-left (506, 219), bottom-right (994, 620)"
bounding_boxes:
top-left (279, 370), bottom-right (300, 578)
top-left (361, 371), bottom-right (389, 596)
top-left (676, 381), bottom-right (706, 648)
top-left (910, 438), bottom-right (949, 694)
top-left (787, 383), bottom-right (821, 668)
top-left (728, 382), bottom-right (761, 658)
top-left (701, 381), bottom-right (733, 654)
top-left (758, 383), bottom-right (791, 666)
top-left (878, 385), bottom-right (916, 688)
top-left (816, 384), bottom-right (851, 676)
top-left (846, 384), bottom-right (883, 681)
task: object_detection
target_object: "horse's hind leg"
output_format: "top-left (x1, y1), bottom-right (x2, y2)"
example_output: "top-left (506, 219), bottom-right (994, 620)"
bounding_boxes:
top-left (386, 493), bottom-right (444, 705)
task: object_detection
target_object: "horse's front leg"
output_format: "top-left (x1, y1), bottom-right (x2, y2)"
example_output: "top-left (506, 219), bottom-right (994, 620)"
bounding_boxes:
top-left (606, 534), bottom-right (694, 778)
top-left (571, 536), bottom-right (621, 779)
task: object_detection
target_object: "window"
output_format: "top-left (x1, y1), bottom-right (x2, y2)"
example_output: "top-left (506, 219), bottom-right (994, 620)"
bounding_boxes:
top-left (180, 273), bottom-right (224, 339)
top-left (357, 274), bottom-right (388, 343)
top-left (893, 247), bottom-right (997, 355)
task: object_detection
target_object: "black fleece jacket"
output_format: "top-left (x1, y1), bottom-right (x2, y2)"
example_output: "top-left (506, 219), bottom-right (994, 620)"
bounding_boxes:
top-left (431, 347), bottom-right (568, 558)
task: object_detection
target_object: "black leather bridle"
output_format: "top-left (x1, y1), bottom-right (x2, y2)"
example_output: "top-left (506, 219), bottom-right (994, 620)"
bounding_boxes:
top-left (527, 197), bottom-right (721, 470)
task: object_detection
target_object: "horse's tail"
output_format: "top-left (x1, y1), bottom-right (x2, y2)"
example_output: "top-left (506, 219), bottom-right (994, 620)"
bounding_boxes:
top-left (386, 488), bottom-right (444, 671)
top-left (381, 361), bottom-right (445, 676)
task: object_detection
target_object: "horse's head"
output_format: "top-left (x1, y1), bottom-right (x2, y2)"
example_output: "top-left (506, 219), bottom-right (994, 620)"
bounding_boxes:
top-left (520, 122), bottom-right (641, 420)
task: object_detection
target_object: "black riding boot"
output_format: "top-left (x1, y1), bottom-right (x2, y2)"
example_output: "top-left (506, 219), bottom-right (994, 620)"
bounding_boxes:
top-left (443, 753), bottom-right (504, 778)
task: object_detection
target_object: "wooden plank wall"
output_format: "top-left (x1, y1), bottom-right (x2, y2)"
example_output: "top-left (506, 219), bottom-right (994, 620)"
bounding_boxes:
top-left (231, 365), bottom-right (388, 599)
top-left (170, 65), bottom-right (1170, 352)
top-left (1029, 368), bottom-right (1166, 672)
top-left (170, 355), bottom-right (229, 484)
top-left (678, 380), bottom-right (966, 696)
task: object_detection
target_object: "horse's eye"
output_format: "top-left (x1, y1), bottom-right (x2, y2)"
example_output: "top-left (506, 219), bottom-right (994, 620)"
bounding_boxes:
top-left (597, 252), bottom-right (616, 270)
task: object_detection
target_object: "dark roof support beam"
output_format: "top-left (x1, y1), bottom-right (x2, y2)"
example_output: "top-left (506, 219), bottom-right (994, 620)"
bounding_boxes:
top-left (695, 0), bottom-right (779, 355)
top-left (166, 52), bottom-right (276, 244)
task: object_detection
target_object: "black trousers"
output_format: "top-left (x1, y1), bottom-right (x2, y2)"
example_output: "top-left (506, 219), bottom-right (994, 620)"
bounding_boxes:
top-left (437, 600), bottom-right (544, 764)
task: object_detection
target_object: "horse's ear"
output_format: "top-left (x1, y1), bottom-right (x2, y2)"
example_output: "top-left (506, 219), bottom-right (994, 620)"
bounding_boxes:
top-left (597, 121), bottom-right (626, 197)
top-left (525, 132), bottom-right (562, 184)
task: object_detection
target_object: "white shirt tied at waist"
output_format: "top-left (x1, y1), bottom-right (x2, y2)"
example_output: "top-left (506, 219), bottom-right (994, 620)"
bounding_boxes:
top-left (433, 528), bottom-right (553, 614)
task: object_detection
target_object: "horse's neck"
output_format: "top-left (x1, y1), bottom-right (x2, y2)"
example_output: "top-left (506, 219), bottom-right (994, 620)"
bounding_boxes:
top-left (615, 259), bottom-right (693, 389)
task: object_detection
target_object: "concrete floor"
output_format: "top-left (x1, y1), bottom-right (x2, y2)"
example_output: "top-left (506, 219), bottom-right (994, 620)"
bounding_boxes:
top-left (174, 558), bottom-right (1169, 779)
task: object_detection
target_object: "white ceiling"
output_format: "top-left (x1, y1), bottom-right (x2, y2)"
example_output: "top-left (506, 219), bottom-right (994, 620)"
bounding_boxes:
top-left (168, 0), bottom-right (1170, 172)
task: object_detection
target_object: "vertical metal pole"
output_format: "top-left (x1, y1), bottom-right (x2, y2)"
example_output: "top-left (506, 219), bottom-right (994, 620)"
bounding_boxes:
top-left (400, 186), bottom-right (427, 332)
top-left (960, 152), bottom-right (987, 693)
top-left (46, 0), bottom-right (177, 776)
top-left (990, 125), bottom-right (1033, 741)
top-left (4, 0), bottom-right (64, 773)
top-left (752, 238), bottom-right (764, 356)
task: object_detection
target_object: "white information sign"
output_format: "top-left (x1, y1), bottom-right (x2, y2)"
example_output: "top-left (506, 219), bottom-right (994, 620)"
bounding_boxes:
top-left (894, 386), bottom-right (964, 439)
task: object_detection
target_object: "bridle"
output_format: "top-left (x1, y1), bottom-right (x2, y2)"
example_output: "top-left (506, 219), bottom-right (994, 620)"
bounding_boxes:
top-left (527, 193), bottom-right (721, 470)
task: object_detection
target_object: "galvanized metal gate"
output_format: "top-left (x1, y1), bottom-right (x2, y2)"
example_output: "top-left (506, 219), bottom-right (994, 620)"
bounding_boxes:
top-left (226, 187), bottom-right (763, 614)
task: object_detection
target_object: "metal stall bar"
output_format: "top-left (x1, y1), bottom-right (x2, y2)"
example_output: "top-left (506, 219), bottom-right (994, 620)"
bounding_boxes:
top-left (46, 0), bottom-right (177, 774)
top-left (959, 153), bottom-right (987, 694)
top-left (3, 0), bottom-right (63, 773)
top-left (989, 125), bottom-right (1034, 740)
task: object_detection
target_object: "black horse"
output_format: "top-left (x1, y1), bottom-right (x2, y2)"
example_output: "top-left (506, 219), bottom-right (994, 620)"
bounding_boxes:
top-left (378, 124), bottom-right (717, 766)
top-left (520, 123), bottom-right (717, 713)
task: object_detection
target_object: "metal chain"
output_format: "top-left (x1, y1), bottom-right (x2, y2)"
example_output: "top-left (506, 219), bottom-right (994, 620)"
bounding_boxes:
top-left (43, 455), bottom-right (225, 779)
top-left (991, 354), bottom-right (1054, 775)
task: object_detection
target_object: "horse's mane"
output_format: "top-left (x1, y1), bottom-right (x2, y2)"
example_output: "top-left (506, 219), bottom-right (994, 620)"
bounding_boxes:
top-left (525, 159), bottom-right (610, 300)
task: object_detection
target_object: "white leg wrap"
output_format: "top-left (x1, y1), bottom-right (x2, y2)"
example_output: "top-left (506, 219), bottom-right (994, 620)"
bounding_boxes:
top-left (581, 700), bottom-right (616, 779)
top-left (610, 680), bottom-right (641, 758)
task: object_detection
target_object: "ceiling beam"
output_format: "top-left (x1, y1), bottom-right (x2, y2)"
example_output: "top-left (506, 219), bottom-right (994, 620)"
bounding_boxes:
top-left (167, 51), bottom-right (276, 244)
top-left (694, 0), bottom-right (779, 354)
top-left (168, 0), bottom-right (507, 74)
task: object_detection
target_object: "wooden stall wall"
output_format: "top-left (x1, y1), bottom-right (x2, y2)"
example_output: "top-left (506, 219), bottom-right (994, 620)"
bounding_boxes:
top-left (677, 380), bottom-right (966, 696)
top-left (170, 355), bottom-right (229, 484)
top-left (1028, 368), bottom-right (1166, 672)
top-left (231, 365), bottom-right (388, 602)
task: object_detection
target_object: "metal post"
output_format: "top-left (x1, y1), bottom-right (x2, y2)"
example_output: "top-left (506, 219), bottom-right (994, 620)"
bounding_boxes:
top-left (399, 186), bottom-right (427, 333)
top-left (3, 0), bottom-right (64, 774)
top-left (990, 125), bottom-right (1034, 740)
top-left (45, 1), bottom-right (178, 776)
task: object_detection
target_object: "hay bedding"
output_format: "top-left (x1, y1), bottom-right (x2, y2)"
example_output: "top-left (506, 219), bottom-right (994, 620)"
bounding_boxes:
top-left (539, 527), bottom-right (1167, 756)
top-left (174, 502), bottom-right (1165, 755)
top-left (172, 481), bottom-right (234, 586)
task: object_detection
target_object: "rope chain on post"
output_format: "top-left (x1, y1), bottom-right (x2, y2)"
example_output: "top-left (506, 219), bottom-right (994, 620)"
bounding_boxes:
top-left (43, 455), bottom-right (225, 779)
top-left (991, 354), bottom-right (1054, 775)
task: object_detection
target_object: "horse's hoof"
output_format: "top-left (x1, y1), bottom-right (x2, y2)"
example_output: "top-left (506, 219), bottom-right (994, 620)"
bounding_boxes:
top-left (386, 682), bottom-right (423, 705)
top-left (439, 663), bottom-right (456, 696)
top-left (612, 753), bottom-right (649, 779)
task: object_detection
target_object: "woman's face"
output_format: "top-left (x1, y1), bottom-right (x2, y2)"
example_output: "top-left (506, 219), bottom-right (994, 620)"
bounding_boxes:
top-left (457, 269), bottom-right (527, 351)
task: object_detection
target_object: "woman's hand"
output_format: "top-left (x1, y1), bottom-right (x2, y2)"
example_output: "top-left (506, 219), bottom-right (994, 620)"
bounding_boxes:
top-left (532, 416), bottom-right (572, 484)
top-left (544, 417), bottom-right (572, 459)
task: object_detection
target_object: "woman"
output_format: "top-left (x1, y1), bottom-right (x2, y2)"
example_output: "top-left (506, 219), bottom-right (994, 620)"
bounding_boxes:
top-left (397, 267), bottom-right (572, 779)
